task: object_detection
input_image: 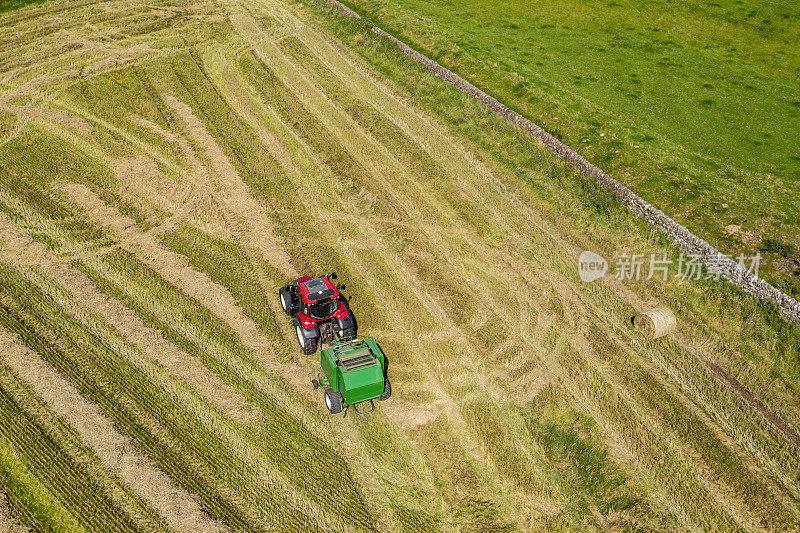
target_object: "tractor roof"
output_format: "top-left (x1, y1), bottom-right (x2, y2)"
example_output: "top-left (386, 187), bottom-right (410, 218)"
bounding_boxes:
top-left (298, 276), bottom-right (338, 303)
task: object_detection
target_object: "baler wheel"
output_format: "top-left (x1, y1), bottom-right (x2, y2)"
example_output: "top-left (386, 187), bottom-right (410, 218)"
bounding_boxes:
top-left (378, 380), bottom-right (391, 401)
top-left (325, 389), bottom-right (343, 414)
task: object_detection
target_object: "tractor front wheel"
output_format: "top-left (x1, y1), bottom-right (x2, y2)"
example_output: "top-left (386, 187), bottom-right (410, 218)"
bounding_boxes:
top-left (379, 380), bottom-right (391, 401)
top-left (324, 389), bottom-right (344, 414)
top-left (295, 324), bottom-right (318, 355)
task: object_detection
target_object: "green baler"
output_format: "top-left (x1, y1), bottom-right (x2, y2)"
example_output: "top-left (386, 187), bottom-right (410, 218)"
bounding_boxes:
top-left (313, 338), bottom-right (391, 414)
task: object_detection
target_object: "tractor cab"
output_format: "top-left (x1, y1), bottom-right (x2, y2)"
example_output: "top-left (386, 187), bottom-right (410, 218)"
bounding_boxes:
top-left (297, 277), bottom-right (340, 320)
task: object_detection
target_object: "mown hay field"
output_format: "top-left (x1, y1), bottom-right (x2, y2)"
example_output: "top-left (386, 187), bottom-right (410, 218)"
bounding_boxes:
top-left (0, 0), bottom-right (799, 530)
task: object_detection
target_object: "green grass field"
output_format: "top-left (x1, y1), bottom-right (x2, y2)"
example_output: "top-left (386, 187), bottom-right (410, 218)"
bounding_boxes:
top-left (339, 0), bottom-right (800, 292)
top-left (0, 0), bottom-right (46, 14)
top-left (0, 0), bottom-right (799, 530)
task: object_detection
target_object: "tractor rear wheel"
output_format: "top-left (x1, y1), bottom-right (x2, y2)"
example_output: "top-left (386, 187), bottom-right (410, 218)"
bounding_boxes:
top-left (324, 389), bottom-right (343, 414)
top-left (295, 324), bottom-right (318, 355)
top-left (279, 287), bottom-right (292, 316)
top-left (379, 380), bottom-right (391, 401)
top-left (339, 326), bottom-right (356, 340)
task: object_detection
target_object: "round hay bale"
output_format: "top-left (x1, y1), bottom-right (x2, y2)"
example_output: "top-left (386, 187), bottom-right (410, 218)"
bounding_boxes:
top-left (633, 306), bottom-right (676, 339)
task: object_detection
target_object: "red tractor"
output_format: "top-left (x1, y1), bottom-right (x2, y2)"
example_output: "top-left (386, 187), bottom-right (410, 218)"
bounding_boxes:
top-left (278, 273), bottom-right (356, 354)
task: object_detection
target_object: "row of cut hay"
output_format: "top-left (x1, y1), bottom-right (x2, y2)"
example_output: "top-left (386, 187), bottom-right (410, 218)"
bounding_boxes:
top-left (1, 1), bottom-right (648, 528)
top-left (232, 17), bottom-right (449, 231)
top-left (0, 261), bottom-right (278, 531)
top-left (39, 227), bottom-right (369, 529)
top-left (0, 181), bottom-right (328, 524)
top-left (0, 340), bottom-right (173, 531)
top-left (264, 35), bottom-right (519, 325)
top-left (19, 264), bottom-right (340, 532)
top-left (80, 252), bottom-right (370, 523)
top-left (274, 33), bottom-right (497, 235)
top-left (0, 355), bottom-right (152, 532)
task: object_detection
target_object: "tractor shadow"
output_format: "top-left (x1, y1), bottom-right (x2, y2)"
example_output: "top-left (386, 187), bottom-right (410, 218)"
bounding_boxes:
top-left (339, 290), bottom-right (359, 332)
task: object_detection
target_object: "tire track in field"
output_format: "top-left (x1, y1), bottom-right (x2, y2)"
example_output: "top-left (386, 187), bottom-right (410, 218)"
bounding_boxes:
top-left (0, 491), bottom-right (30, 533)
top-left (0, 325), bottom-right (232, 533)
top-left (587, 285), bottom-right (800, 513)
top-left (531, 243), bottom-right (800, 516)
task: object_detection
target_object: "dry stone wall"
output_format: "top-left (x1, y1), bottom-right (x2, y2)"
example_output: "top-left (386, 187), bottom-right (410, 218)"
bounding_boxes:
top-left (321, 0), bottom-right (800, 321)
